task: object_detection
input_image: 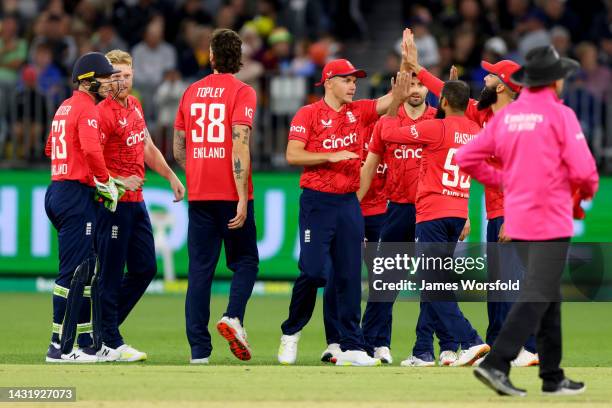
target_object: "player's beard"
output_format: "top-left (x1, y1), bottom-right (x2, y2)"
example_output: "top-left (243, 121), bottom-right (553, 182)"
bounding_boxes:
top-left (477, 85), bottom-right (498, 111)
top-left (407, 94), bottom-right (424, 107)
top-left (435, 106), bottom-right (446, 119)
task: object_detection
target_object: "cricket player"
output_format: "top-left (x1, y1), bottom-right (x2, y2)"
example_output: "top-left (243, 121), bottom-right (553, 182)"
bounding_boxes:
top-left (401, 29), bottom-right (538, 366)
top-left (357, 72), bottom-right (460, 366)
top-left (381, 74), bottom-right (488, 367)
top-left (95, 49), bottom-right (185, 362)
top-left (320, 122), bottom-right (388, 364)
top-left (278, 53), bottom-right (400, 366)
top-left (44, 52), bottom-right (137, 363)
top-left (174, 28), bottom-right (258, 363)
top-left (459, 46), bottom-right (598, 396)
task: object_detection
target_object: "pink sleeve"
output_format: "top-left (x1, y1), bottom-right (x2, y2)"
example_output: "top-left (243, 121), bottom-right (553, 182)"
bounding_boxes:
top-left (78, 110), bottom-right (109, 182)
top-left (232, 85), bottom-right (257, 127)
top-left (455, 119), bottom-right (502, 188)
top-left (288, 106), bottom-right (311, 143)
top-left (559, 108), bottom-right (599, 198)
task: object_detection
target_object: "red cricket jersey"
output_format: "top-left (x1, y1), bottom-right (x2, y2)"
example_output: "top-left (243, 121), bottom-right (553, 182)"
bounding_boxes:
top-left (288, 98), bottom-right (379, 194)
top-left (360, 122), bottom-right (387, 216)
top-left (417, 68), bottom-right (504, 219)
top-left (174, 73), bottom-right (256, 201)
top-left (369, 104), bottom-right (437, 203)
top-left (98, 95), bottom-right (146, 202)
top-left (381, 115), bottom-right (481, 223)
top-left (44, 90), bottom-right (109, 185)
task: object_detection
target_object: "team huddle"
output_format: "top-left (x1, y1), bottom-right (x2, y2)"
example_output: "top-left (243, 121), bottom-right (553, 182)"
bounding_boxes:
top-left (44, 26), bottom-right (598, 396)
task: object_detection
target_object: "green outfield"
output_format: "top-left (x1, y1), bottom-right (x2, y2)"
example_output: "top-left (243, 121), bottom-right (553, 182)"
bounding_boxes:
top-left (1, 293), bottom-right (611, 407)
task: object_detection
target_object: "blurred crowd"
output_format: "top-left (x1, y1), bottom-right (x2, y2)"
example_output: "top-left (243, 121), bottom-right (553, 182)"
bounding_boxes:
top-left (0, 0), bottom-right (610, 168)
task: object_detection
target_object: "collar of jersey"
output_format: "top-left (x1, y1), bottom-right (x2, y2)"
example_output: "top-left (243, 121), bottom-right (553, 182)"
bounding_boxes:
top-left (319, 98), bottom-right (349, 116)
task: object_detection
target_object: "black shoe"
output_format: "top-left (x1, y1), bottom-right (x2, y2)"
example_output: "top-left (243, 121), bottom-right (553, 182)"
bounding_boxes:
top-left (474, 366), bottom-right (527, 397)
top-left (542, 378), bottom-right (586, 395)
top-left (45, 343), bottom-right (62, 362)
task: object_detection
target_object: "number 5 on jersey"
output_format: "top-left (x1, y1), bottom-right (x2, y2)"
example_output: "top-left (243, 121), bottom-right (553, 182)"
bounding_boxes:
top-left (191, 103), bottom-right (225, 143)
top-left (442, 148), bottom-right (470, 188)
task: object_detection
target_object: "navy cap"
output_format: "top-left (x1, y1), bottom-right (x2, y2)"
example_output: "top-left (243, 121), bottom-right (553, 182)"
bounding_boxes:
top-left (72, 52), bottom-right (120, 83)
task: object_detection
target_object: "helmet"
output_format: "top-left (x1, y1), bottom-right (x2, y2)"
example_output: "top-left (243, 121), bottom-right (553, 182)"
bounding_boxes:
top-left (72, 52), bottom-right (120, 83)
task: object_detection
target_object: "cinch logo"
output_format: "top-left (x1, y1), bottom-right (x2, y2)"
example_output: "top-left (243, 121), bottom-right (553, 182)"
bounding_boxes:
top-left (394, 146), bottom-right (422, 159)
top-left (322, 132), bottom-right (357, 149)
top-left (127, 130), bottom-right (146, 146)
top-left (290, 125), bottom-right (306, 133)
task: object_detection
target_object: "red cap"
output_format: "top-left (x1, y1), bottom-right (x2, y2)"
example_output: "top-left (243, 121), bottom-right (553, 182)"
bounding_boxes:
top-left (315, 58), bottom-right (366, 86)
top-left (481, 59), bottom-right (522, 93)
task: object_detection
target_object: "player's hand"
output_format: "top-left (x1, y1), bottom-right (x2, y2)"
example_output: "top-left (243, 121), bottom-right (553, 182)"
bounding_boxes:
top-left (390, 71), bottom-right (411, 104)
top-left (572, 189), bottom-right (591, 220)
top-left (94, 175), bottom-right (121, 212)
top-left (449, 65), bottom-right (458, 81)
top-left (117, 175), bottom-right (144, 191)
top-left (228, 199), bottom-right (247, 229)
top-left (170, 175), bottom-right (185, 202)
top-left (459, 218), bottom-right (471, 241)
top-left (328, 150), bottom-right (360, 163)
top-left (498, 223), bottom-right (512, 242)
top-left (401, 28), bottom-right (421, 73)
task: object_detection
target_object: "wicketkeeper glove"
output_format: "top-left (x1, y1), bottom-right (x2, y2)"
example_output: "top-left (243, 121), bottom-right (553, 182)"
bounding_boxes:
top-left (94, 175), bottom-right (125, 212)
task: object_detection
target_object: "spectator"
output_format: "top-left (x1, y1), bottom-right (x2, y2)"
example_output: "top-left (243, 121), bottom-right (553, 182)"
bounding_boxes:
top-left (12, 65), bottom-right (48, 160)
top-left (92, 19), bottom-right (128, 55)
top-left (550, 26), bottom-right (571, 57)
top-left (290, 39), bottom-right (316, 77)
top-left (167, 0), bottom-right (214, 40)
top-left (541, 0), bottom-right (581, 40)
top-left (132, 18), bottom-right (177, 87)
top-left (177, 24), bottom-right (213, 81)
top-left (251, 0), bottom-right (279, 37)
top-left (112, 0), bottom-right (169, 46)
top-left (31, 42), bottom-right (64, 106)
top-left (262, 27), bottom-right (292, 73)
top-left (216, 4), bottom-right (239, 30)
top-left (0, 14), bottom-right (27, 86)
top-left (369, 50), bottom-right (400, 98)
top-left (236, 29), bottom-right (265, 93)
top-left (517, 11), bottom-right (551, 58)
top-left (29, 13), bottom-right (77, 74)
top-left (153, 69), bottom-right (187, 160)
top-left (574, 42), bottom-right (612, 101)
top-left (397, 17), bottom-right (440, 69)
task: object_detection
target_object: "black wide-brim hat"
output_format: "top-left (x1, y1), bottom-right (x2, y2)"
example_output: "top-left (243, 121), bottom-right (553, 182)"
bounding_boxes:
top-left (511, 45), bottom-right (580, 87)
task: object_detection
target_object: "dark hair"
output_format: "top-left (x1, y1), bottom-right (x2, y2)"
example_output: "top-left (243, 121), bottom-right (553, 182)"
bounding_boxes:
top-left (210, 28), bottom-right (242, 74)
top-left (441, 80), bottom-right (470, 111)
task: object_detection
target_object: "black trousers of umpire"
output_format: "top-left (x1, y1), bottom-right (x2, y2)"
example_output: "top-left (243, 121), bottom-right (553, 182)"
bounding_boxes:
top-left (482, 238), bottom-right (570, 386)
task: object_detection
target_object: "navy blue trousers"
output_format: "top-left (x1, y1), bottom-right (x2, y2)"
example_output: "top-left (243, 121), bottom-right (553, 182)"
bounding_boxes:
top-left (486, 216), bottom-right (537, 353)
top-left (44, 181), bottom-right (97, 347)
top-left (186, 200), bottom-right (259, 359)
top-left (281, 189), bottom-right (366, 351)
top-left (96, 201), bottom-right (157, 348)
top-left (361, 202), bottom-right (416, 352)
top-left (323, 211), bottom-right (387, 346)
top-left (412, 217), bottom-right (482, 357)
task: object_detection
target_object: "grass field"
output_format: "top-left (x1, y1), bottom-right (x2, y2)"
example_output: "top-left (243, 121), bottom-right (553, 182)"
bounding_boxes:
top-left (1, 293), bottom-right (611, 407)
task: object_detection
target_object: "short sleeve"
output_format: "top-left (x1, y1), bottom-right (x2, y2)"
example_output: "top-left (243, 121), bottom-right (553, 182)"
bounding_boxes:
top-left (368, 120), bottom-right (385, 155)
top-left (174, 89), bottom-right (187, 131)
top-left (288, 106), bottom-right (312, 143)
top-left (355, 99), bottom-right (379, 126)
top-left (232, 85), bottom-right (257, 127)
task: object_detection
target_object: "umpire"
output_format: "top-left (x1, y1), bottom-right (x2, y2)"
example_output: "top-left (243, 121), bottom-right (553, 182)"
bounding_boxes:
top-left (456, 46), bottom-right (599, 396)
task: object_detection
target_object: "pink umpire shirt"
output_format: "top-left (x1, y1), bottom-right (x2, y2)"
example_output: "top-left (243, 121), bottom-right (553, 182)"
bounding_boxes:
top-left (455, 87), bottom-right (599, 241)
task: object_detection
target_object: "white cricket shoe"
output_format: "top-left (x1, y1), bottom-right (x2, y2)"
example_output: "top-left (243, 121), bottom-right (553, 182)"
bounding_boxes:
top-left (373, 346), bottom-right (393, 364)
top-left (46, 344), bottom-right (99, 363)
top-left (473, 356), bottom-right (485, 366)
top-left (217, 316), bottom-right (252, 361)
top-left (116, 344), bottom-right (147, 362)
top-left (335, 350), bottom-right (381, 366)
top-left (400, 355), bottom-right (435, 367)
top-left (511, 348), bottom-right (539, 367)
top-left (321, 343), bottom-right (341, 363)
top-left (190, 357), bottom-right (210, 364)
top-left (278, 332), bottom-right (300, 365)
top-left (451, 343), bottom-right (491, 367)
top-left (439, 350), bottom-right (458, 366)
top-left (96, 344), bottom-right (121, 362)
